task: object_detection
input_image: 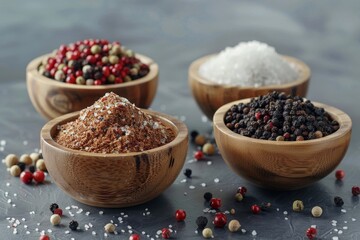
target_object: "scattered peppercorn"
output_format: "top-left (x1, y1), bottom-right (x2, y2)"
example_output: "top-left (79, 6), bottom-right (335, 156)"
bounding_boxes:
top-left (161, 228), bottom-right (171, 239)
top-left (50, 203), bottom-right (59, 213)
top-left (50, 214), bottom-right (61, 226)
top-left (30, 152), bottom-right (40, 164)
top-left (237, 186), bottom-right (247, 196)
top-left (203, 192), bottom-right (213, 202)
top-left (54, 208), bottom-right (63, 216)
top-left (39, 234), bottom-right (50, 240)
top-left (69, 220), bottom-right (79, 231)
top-left (5, 154), bottom-right (18, 168)
top-left (183, 168), bottom-right (192, 178)
top-left (235, 193), bottom-right (243, 202)
top-left (202, 228), bottom-right (213, 239)
top-left (311, 206), bottom-right (323, 217)
top-left (10, 165), bottom-right (21, 177)
top-left (17, 162), bottom-right (26, 172)
top-left (39, 39), bottom-right (149, 85)
top-left (228, 219), bottom-right (241, 232)
top-left (306, 227), bottom-right (317, 239)
top-left (190, 130), bottom-right (199, 140)
top-left (224, 91), bottom-right (339, 141)
top-left (251, 204), bottom-right (261, 214)
top-left (29, 165), bottom-right (36, 173)
top-left (202, 143), bottom-right (215, 155)
top-left (213, 212), bottom-right (227, 228)
top-left (104, 223), bottom-right (116, 233)
top-left (334, 196), bottom-right (344, 207)
top-left (196, 216), bottom-right (208, 229)
top-left (260, 202), bottom-right (271, 211)
top-left (129, 234), bottom-right (141, 240)
top-left (20, 154), bottom-right (32, 165)
top-left (194, 150), bottom-right (204, 160)
top-left (292, 200), bottom-right (304, 212)
top-left (33, 170), bottom-right (45, 183)
top-left (335, 169), bottom-right (345, 180)
top-left (195, 135), bottom-right (206, 146)
top-left (210, 198), bottom-right (221, 209)
top-left (20, 171), bottom-right (33, 184)
top-left (175, 209), bottom-right (186, 221)
top-left (36, 159), bottom-right (47, 171)
top-left (352, 186), bottom-right (360, 196)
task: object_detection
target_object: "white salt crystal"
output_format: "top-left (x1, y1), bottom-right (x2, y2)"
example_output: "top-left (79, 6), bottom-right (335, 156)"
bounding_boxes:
top-left (199, 41), bottom-right (298, 87)
top-left (283, 211), bottom-right (288, 215)
top-left (99, 211), bottom-right (104, 215)
top-left (352, 218), bottom-right (356, 221)
top-left (332, 237), bottom-right (339, 240)
top-left (341, 209), bottom-right (347, 213)
top-left (189, 185), bottom-right (195, 189)
top-left (201, 183), bottom-right (207, 187)
top-left (338, 230), bottom-right (343, 234)
top-left (252, 230), bottom-right (257, 236)
top-left (214, 178), bottom-right (220, 183)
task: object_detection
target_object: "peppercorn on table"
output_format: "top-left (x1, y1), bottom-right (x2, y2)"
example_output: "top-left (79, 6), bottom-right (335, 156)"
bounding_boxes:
top-left (1, 1), bottom-right (360, 239)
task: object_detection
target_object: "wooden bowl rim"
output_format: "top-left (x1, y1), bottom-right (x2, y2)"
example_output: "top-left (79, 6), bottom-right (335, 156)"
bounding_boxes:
top-left (41, 109), bottom-right (188, 157)
top-left (213, 98), bottom-right (352, 146)
top-left (27, 53), bottom-right (158, 89)
top-left (189, 54), bottom-right (311, 89)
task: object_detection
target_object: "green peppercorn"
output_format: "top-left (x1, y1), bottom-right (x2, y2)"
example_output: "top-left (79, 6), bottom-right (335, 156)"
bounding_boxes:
top-left (38, 65), bottom-right (45, 75)
top-left (54, 70), bottom-right (65, 81)
top-left (91, 45), bottom-right (101, 54)
top-left (57, 63), bottom-right (65, 70)
top-left (108, 74), bottom-right (115, 83)
top-left (67, 60), bottom-right (74, 67)
top-left (109, 55), bottom-right (119, 64)
top-left (124, 76), bottom-right (132, 82)
top-left (130, 68), bottom-right (138, 76)
top-left (292, 200), bottom-right (304, 212)
top-left (126, 49), bottom-right (134, 57)
top-left (235, 193), bottom-right (243, 202)
top-left (102, 56), bottom-right (109, 64)
top-left (76, 76), bottom-right (85, 85)
top-left (82, 65), bottom-right (92, 73)
top-left (111, 45), bottom-right (121, 55)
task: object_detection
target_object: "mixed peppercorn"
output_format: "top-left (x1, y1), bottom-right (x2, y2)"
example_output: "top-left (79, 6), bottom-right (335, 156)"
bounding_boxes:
top-left (224, 91), bottom-right (340, 141)
top-left (38, 39), bottom-right (150, 85)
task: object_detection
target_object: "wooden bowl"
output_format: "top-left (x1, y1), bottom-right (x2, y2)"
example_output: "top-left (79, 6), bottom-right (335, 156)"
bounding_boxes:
top-left (40, 110), bottom-right (188, 208)
top-left (27, 53), bottom-right (158, 119)
top-left (189, 54), bottom-right (311, 120)
top-left (213, 99), bottom-right (352, 190)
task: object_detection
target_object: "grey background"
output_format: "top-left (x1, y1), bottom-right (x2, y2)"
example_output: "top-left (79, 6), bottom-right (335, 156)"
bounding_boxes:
top-left (1, 0), bottom-right (360, 239)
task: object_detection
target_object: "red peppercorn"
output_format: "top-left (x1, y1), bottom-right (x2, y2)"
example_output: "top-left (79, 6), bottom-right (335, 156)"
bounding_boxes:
top-left (255, 112), bottom-right (261, 120)
top-left (54, 208), bottom-right (63, 216)
top-left (283, 132), bottom-right (290, 139)
top-left (129, 234), bottom-right (140, 240)
top-left (306, 227), bottom-right (317, 239)
top-left (50, 68), bottom-right (57, 77)
top-left (263, 115), bottom-right (270, 123)
top-left (33, 170), bottom-right (45, 183)
top-left (83, 47), bottom-right (91, 56)
top-left (20, 171), bottom-right (33, 184)
top-left (175, 209), bottom-right (186, 222)
top-left (75, 70), bottom-right (83, 77)
top-left (86, 55), bottom-right (97, 64)
top-left (94, 80), bottom-right (102, 85)
top-left (352, 186), bottom-right (360, 196)
top-left (66, 75), bottom-right (76, 84)
top-left (194, 150), bottom-right (204, 160)
top-left (210, 198), bottom-right (221, 209)
top-left (213, 212), bottom-right (227, 228)
top-left (102, 66), bottom-right (110, 77)
top-left (237, 186), bottom-right (247, 196)
top-left (39, 234), bottom-right (50, 240)
top-left (115, 77), bottom-right (123, 84)
top-left (59, 44), bottom-right (67, 54)
top-left (335, 169), bottom-right (345, 180)
top-left (161, 228), bottom-right (170, 239)
top-left (251, 204), bottom-right (261, 214)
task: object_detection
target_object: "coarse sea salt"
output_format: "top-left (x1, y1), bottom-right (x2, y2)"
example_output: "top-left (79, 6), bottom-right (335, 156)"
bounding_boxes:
top-left (199, 41), bottom-right (298, 87)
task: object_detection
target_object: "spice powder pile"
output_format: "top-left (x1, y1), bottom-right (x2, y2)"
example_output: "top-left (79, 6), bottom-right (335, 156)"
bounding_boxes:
top-left (55, 92), bottom-right (175, 153)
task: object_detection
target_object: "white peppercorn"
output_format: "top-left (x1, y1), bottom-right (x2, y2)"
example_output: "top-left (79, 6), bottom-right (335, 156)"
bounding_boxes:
top-left (20, 154), bottom-right (32, 165)
top-left (10, 165), bottom-right (21, 177)
top-left (202, 143), bottom-right (215, 155)
top-left (311, 206), bottom-right (323, 217)
top-left (54, 70), bottom-right (65, 81)
top-left (109, 55), bottom-right (119, 64)
top-left (202, 228), bottom-right (213, 239)
top-left (30, 152), bottom-right (40, 164)
top-left (5, 154), bottom-right (18, 168)
top-left (104, 223), bottom-right (116, 233)
top-left (36, 159), bottom-right (47, 171)
top-left (76, 76), bottom-right (85, 85)
top-left (292, 200), bottom-right (304, 212)
top-left (86, 79), bottom-right (94, 85)
top-left (50, 214), bottom-right (61, 225)
top-left (91, 45), bottom-right (101, 54)
top-left (228, 219), bottom-right (241, 232)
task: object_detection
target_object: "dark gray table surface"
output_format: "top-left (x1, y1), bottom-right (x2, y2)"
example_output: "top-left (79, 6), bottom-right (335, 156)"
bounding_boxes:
top-left (1, 1), bottom-right (360, 239)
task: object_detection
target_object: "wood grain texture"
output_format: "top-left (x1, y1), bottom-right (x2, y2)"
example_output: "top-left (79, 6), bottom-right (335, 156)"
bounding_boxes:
top-left (40, 110), bottom-right (188, 208)
top-left (189, 54), bottom-right (311, 120)
top-left (213, 99), bottom-right (352, 190)
top-left (27, 53), bottom-right (159, 120)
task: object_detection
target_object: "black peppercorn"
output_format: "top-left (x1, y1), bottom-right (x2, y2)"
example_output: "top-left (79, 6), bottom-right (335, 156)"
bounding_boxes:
top-left (50, 203), bottom-right (59, 213)
top-left (28, 165), bottom-right (36, 173)
top-left (190, 130), bottom-right (199, 140)
top-left (69, 220), bottom-right (79, 231)
top-left (260, 202), bottom-right (271, 211)
top-left (203, 192), bottom-right (213, 202)
top-left (17, 162), bottom-right (26, 172)
top-left (334, 196), bottom-right (344, 207)
top-left (196, 216), bottom-right (208, 229)
top-left (183, 168), bottom-right (192, 178)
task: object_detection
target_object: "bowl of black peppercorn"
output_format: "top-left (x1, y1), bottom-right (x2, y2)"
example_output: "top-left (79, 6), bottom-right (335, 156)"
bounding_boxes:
top-left (213, 91), bottom-right (352, 190)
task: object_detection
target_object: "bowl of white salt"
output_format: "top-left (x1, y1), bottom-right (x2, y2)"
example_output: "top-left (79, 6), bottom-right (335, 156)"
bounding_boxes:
top-left (188, 41), bottom-right (311, 120)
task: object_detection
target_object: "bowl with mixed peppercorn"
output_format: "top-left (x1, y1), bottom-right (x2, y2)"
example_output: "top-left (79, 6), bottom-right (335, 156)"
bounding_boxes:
top-left (27, 39), bottom-right (158, 119)
top-left (213, 92), bottom-right (352, 190)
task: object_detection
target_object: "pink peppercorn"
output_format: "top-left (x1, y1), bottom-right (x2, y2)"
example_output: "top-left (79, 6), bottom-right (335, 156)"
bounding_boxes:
top-left (352, 186), bottom-right (360, 196)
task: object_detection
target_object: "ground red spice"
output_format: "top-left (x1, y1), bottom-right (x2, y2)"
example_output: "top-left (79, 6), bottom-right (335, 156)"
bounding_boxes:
top-left (55, 92), bottom-right (175, 153)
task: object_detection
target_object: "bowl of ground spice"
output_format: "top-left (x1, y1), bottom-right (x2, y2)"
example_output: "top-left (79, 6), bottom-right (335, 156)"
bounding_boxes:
top-left (213, 91), bottom-right (352, 190)
top-left (27, 39), bottom-right (158, 119)
top-left (189, 41), bottom-right (311, 120)
top-left (40, 92), bottom-right (188, 207)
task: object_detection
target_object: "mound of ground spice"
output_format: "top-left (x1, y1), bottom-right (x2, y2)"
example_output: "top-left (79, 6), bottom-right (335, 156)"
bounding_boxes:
top-left (55, 92), bottom-right (175, 153)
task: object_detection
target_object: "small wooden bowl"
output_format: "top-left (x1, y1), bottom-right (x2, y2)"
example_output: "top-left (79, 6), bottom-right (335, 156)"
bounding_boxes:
top-left (41, 110), bottom-right (188, 208)
top-left (27, 53), bottom-right (158, 119)
top-left (213, 99), bottom-right (352, 190)
top-left (189, 54), bottom-right (311, 120)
